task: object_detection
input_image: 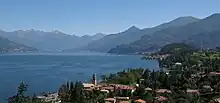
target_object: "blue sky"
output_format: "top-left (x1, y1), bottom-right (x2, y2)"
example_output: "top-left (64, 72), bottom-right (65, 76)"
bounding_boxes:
top-left (0, 0), bottom-right (220, 36)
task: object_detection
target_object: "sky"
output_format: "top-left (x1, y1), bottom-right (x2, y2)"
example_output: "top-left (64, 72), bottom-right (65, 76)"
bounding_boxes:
top-left (0, 0), bottom-right (220, 36)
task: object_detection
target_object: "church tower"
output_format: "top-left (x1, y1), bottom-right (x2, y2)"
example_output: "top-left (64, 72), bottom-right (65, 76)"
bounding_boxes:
top-left (92, 73), bottom-right (97, 85)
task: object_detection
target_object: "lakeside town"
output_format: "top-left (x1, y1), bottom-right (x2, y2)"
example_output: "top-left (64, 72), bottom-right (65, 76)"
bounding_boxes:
top-left (8, 43), bottom-right (220, 103)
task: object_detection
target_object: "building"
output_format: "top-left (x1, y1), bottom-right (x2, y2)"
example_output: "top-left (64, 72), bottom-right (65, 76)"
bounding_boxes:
top-left (83, 83), bottom-right (95, 90)
top-left (105, 98), bottom-right (116, 103)
top-left (92, 73), bottom-right (97, 86)
top-left (156, 89), bottom-right (171, 93)
top-left (135, 99), bottom-right (146, 103)
top-left (83, 73), bottom-right (97, 90)
top-left (214, 98), bottom-right (220, 103)
top-left (145, 87), bottom-right (153, 91)
top-left (37, 93), bottom-right (61, 103)
top-left (100, 89), bottom-right (110, 93)
top-left (155, 96), bottom-right (168, 103)
top-left (186, 89), bottom-right (200, 94)
top-left (114, 97), bottom-right (130, 103)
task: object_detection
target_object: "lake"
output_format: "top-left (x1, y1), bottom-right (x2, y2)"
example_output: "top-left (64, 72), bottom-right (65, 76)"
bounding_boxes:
top-left (0, 52), bottom-right (158, 102)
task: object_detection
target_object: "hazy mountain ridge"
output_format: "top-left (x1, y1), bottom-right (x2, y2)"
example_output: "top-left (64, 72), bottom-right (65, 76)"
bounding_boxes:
top-left (0, 31), bottom-right (38, 52)
top-left (1, 14), bottom-right (219, 53)
top-left (79, 26), bottom-right (142, 52)
top-left (0, 30), bottom-right (105, 51)
top-left (108, 13), bottom-right (220, 54)
top-left (81, 16), bottom-right (200, 52)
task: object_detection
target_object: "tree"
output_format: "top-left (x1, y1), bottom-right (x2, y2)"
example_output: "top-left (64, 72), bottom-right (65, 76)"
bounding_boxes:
top-left (8, 82), bottom-right (28, 103)
top-left (8, 82), bottom-right (46, 103)
top-left (58, 84), bottom-right (69, 102)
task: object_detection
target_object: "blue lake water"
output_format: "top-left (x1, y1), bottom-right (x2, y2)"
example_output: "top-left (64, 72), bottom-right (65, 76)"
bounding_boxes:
top-left (0, 52), bottom-right (158, 102)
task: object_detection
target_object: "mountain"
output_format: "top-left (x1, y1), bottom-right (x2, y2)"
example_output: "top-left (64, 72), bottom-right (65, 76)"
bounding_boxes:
top-left (81, 33), bottom-right (105, 41)
top-left (155, 16), bottom-right (200, 30)
top-left (91, 33), bottom-right (106, 40)
top-left (63, 33), bottom-right (106, 52)
top-left (0, 33), bottom-right (37, 52)
top-left (109, 13), bottom-right (220, 54)
top-left (82, 16), bottom-right (199, 52)
top-left (80, 26), bottom-right (142, 52)
top-left (187, 30), bottom-right (220, 49)
top-left (0, 30), bottom-right (105, 51)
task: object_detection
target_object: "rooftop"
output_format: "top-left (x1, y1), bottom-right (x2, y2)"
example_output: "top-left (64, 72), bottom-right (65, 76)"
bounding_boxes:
top-left (155, 96), bottom-right (168, 102)
top-left (135, 99), bottom-right (146, 103)
top-left (145, 87), bottom-right (152, 91)
top-left (156, 89), bottom-right (171, 93)
top-left (186, 89), bottom-right (200, 94)
top-left (105, 98), bottom-right (116, 101)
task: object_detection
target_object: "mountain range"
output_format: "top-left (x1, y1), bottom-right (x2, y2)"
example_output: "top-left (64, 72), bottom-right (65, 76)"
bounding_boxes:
top-left (77, 16), bottom-right (200, 52)
top-left (108, 13), bottom-right (220, 54)
top-left (0, 35), bottom-right (38, 52)
top-left (0, 30), bottom-right (105, 51)
top-left (0, 13), bottom-right (220, 53)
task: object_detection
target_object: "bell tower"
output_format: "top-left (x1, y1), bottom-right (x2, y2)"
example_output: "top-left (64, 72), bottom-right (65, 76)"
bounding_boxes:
top-left (92, 73), bottom-right (97, 85)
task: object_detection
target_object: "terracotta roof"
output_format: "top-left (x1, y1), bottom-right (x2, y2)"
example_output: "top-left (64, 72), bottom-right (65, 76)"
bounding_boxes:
top-left (187, 89), bottom-right (199, 94)
top-left (101, 86), bottom-right (114, 90)
top-left (116, 85), bottom-right (135, 90)
top-left (109, 84), bottom-right (135, 89)
top-left (210, 72), bottom-right (220, 75)
top-left (135, 99), bottom-right (146, 103)
top-left (105, 98), bottom-right (116, 101)
top-left (156, 89), bottom-right (171, 93)
top-left (156, 96), bottom-right (167, 101)
top-left (117, 86), bottom-right (134, 90)
top-left (215, 98), bottom-right (220, 103)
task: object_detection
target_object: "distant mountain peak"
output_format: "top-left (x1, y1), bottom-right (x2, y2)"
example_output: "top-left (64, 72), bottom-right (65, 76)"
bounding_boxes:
top-left (169, 16), bottom-right (200, 24)
top-left (91, 33), bottom-right (106, 40)
top-left (94, 33), bottom-right (105, 36)
top-left (129, 26), bottom-right (140, 30)
top-left (125, 26), bottom-right (140, 33)
top-left (52, 30), bottom-right (63, 34)
top-left (156, 16), bottom-right (200, 29)
top-left (174, 16), bottom-right (200, 21)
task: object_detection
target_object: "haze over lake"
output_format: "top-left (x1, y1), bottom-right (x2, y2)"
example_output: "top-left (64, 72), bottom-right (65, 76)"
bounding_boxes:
top-left (0, 52), bottom-right (158, 102)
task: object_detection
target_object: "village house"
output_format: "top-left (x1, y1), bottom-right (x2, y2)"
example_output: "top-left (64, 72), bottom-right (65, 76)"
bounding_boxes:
top-left (114, 97), bottom-right (130, 103)
top-left (105, 98), bottom-right (116, 103)
top-left (215, 98), bottom-right (220, 103)
top-left (145, 87), bottom-right (153, 91)
top-left (155, 96), bottom-right (168, 103)
top-left (83, 83), bottom-right (95, 89)
top-left (104, 97), bottom-right (131, 103)
top-left (37, 93), bottom-right (61, 103)
top-left (186, 89), bottom-right (200, 94)
top-left (135, 99), bottom-right (146, 103)
top-left (156, 89), bottom-right (171, 96)
top-left (200, 85), bottom-right (213, 93)
top-left (209, 72), bottom-right (220, 76)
